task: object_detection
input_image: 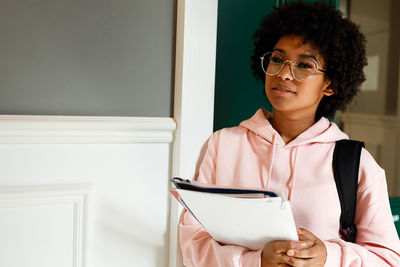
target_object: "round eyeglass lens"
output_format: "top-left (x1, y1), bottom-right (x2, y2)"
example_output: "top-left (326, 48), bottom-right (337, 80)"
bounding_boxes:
top-left (292, 58), bottom-right (318, 81)
top-left (261, 52), bottom-right (283, 75)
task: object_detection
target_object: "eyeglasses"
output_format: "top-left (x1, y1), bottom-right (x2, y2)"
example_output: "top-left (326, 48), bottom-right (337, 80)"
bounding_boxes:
top-left (260, 52), bottom-right (326, 82)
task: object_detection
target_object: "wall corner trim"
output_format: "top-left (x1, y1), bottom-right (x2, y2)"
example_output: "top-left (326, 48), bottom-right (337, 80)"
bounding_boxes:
top-left (0, 115), bottom-right (176, 144)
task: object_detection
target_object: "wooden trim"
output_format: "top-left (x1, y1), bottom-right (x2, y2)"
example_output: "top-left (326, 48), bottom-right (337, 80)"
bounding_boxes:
top-left (169, 0), bottom-right (218, 266)
top-left (0, 115), bottom-right (176, 144)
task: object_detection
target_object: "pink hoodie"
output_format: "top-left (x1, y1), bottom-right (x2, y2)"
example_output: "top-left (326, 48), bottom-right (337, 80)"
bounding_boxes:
top-left (179, 109), bottom-right (400, 266)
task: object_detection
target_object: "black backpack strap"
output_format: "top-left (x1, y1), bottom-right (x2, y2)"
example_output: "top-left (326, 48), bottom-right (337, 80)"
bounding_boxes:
top-left (333, 139), bottom-right (364, 243)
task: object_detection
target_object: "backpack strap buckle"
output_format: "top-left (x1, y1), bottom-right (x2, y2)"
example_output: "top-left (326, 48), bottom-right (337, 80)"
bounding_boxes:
top-left (340, 224), bottom-right (357, 243)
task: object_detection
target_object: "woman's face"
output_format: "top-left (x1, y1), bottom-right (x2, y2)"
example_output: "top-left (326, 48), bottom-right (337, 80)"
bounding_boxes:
top-left (265, 35), bottom-right (333, 120)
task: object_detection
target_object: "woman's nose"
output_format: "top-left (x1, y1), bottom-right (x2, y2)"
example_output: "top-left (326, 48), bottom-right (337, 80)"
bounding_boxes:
top-left (277, 62), bottom-right (294, 81)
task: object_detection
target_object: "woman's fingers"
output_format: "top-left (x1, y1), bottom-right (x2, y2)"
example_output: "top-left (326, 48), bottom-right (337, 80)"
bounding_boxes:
top-left (262, 239), bottom-right (315, 266)
top-left (287, 243), bottom-right (320, 258)
top-left (282, 228), bottom-right (327, 266)
top-left (271, 240), bottom-right (312, 253)
top-left (297, 228), bottom-right (317, 240)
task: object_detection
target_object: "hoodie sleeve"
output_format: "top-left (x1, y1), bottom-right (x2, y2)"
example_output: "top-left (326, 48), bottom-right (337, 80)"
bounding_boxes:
top-left (323, 149), bottom-right (400, 267)
top-left (179, 131), bottom-right (263, 267)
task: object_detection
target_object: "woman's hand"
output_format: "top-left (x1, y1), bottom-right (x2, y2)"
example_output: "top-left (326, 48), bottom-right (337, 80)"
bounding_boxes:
top-left (280, 228), bottom-right (327, 267)
top-left (261, 238), bottom-right (313, 267)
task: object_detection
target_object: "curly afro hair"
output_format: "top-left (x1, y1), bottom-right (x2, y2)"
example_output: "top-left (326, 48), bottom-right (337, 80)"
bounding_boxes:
top-left (251, 1), bottom-right (367, 120)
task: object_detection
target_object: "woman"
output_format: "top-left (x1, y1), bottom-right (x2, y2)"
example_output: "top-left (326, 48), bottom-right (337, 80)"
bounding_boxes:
top-left (179, 2), bottom-right (400, 266)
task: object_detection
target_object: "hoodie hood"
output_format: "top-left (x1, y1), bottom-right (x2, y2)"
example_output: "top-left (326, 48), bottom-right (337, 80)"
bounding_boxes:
top-left (239, 108), bottom-right (349, 200)
top-left (239, 108), bottom-right (348, 147)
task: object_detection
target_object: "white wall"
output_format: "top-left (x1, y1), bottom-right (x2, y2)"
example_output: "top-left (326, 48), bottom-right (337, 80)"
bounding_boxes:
top-left (0, 115), bottom-right (176, 267)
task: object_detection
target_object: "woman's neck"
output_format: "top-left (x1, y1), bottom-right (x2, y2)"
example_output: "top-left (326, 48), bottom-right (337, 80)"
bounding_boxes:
top-left (270, 112), bottom-right (316, 144)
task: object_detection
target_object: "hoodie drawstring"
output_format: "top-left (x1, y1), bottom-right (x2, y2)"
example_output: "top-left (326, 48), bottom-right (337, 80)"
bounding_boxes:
top-left (265, 132), bottom-right (300, 201)
top-left (287, 146), bottom-right (300, 201)
top-left (266, 133), bottom-right (278, 189)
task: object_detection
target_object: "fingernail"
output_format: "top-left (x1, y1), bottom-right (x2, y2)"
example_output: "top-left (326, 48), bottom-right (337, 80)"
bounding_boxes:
top-left (287, 249), bottom-right (295, 256)
top-left (299, 242), bottom-right (308, 248)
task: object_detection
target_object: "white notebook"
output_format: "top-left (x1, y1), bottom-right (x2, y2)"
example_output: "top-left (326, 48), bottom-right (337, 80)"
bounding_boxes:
top-left (171, 178), bottom-right (298, 250)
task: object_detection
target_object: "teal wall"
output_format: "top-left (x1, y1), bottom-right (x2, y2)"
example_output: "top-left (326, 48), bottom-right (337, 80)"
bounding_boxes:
top-left (213, 0), bottom-right (274, 131)
top-left (390, 198), bottom-right (400, 237)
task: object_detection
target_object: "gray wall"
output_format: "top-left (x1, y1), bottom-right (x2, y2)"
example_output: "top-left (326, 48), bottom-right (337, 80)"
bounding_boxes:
top-left (0, 0), bottom-right (175, 117)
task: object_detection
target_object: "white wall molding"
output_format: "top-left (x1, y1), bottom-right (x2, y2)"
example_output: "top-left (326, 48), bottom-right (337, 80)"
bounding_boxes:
top-left (0, 115), bottom-right (176, 144)
top-left (0, 184), bottom-right (91, 267)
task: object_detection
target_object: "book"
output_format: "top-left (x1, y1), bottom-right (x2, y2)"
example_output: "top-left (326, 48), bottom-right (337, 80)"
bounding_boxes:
top-left (171, 177), bottom-right (298, 250)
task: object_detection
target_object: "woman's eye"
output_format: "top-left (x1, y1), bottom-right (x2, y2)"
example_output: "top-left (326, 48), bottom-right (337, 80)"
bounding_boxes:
top-left (271, 57), bottom-right (283, 63)
top-left (297, 62), bottom-right (312, 68)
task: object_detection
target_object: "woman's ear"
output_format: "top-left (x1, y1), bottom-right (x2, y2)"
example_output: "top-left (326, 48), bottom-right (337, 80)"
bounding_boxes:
top-left (323, 88), bottom-right (334, 96)
top-left (322, 78), bottom-right (332, 95)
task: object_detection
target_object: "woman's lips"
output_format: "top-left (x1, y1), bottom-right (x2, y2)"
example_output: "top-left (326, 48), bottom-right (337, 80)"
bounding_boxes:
top-left (271, 86), bottom-right (296, 94)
